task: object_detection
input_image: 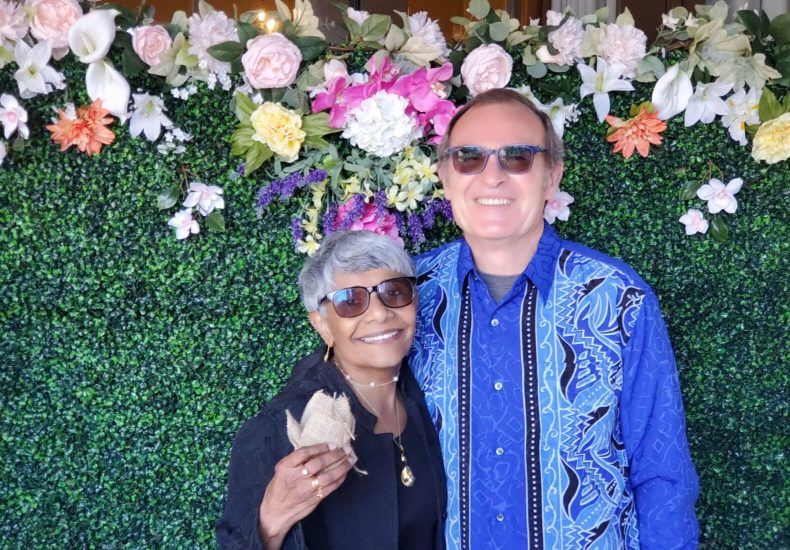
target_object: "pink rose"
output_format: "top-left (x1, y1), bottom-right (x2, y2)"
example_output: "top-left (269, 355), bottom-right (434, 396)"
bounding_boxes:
top-left (242, 33), bottom-right (302, 90)
top-left (27, 0), bottom-right (82, 54)
top-left (460, 44), bottom-right (513, 97)
top-left (336, 201), bottom-right (403, 246)
top-left (130, 25), bottom-right (172, 67)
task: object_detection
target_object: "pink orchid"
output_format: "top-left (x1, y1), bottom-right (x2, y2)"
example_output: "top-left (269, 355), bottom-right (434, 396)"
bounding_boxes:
top-left (311, 76), bottom-right (351, 128)
top-left (388, 62), bottom-right (457, 140)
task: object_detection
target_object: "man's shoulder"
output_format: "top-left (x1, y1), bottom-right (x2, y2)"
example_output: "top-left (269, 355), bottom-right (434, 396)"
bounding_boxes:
top-left (558, 237), bottom-right (651, 293)
top-left (413, 239), bottom-right (464, 272)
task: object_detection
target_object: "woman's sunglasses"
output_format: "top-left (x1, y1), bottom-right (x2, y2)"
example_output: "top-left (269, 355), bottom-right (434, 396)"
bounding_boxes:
top-left (445, 144), bottom-right (547, 175)
top-left (320, 277), bottom-right (417, 318)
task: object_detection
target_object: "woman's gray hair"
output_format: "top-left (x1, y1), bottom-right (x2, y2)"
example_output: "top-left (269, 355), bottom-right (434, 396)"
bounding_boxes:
top-left (298, 230), bottom-right (416, 313)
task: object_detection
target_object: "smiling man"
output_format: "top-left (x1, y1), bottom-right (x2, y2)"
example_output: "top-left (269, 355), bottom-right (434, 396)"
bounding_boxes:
top-left (410, 88), bottom-right (699, 550)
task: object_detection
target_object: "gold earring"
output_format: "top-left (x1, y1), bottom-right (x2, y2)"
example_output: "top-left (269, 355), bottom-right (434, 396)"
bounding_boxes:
top-left (323, 345), bottom-right (332, 362)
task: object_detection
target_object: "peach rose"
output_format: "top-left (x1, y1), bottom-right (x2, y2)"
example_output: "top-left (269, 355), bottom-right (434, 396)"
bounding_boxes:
top-left (242, 33), bottom-right (302, 90)
top-left (131, 25), bottom-right (172, 67)
top-left (460, 44), bottom-right (513, 97)
top-left (27, 0), bottom-right (82, 52)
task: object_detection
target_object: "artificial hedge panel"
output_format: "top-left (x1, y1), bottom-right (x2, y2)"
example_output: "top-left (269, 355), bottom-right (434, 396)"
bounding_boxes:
top-left (1, 57), bottom-right (788, 548)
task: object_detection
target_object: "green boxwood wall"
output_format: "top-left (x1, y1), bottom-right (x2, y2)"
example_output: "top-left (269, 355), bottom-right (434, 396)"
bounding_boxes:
top-left (1, 58), bottom-right (787, 548)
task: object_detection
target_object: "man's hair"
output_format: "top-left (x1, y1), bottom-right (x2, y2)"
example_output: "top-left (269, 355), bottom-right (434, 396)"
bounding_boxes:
top-left (298, 230), bottom-right (415, 314)
top-left (437, 88), bottom-right (565, 168)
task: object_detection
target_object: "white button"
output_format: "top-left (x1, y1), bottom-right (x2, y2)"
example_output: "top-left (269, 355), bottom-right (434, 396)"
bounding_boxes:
top-left (495, 447), bottom-right (504, 456)
top-left (490, 318), bottom-right (499, 327)
top-left (496, 513), bottom-right (505, 522)
top-left (494, 382), bottom-right (503, 391)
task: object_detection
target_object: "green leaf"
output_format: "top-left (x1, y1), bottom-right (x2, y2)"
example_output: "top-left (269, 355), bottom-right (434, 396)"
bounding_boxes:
top-left (234, 93), bottom-right (257, 122)
top-left (302, 112), bottom-right (340, 137)
top-left (237, 21), bottom-right (259, 45)
top-left (157, 187), bottom-right (180, 210)
top-left (783, 93), bottom-right (790, 111)
top-left (207, 41), bottom-right (243, 62)
top-left (121, 47), bottom-right (147, 77)
top-left (679, 180), bottom-right (703, 201)
top-left (769, 13), bottom-right (790, 44)
top-left (450, 16), bottom-right (471, 26)
top-left (303, 135), bottom-right (331, 150)
top-left (736, 10), bottom-right (765, 38)
top-left (488, 21), bottom-right (509, 43)
top-left (245, 142), bottom-right (273, 175)
top-left (527, 62), bottom-right (547, 79)
top-left (361, 14), bottom-right (391, 41)
top-left (205, 212), bottom-right (226, 232)
top-left (231, 125), bottom-right (255, 148)
top-left (340, 14), bottom-right (362, 42)
top-left (758, 88), bottom-right (783, 121)
top-left (292, 36), bottom-right (327, 62)
top-left (468, 0), bottom-right (491, 20)
top-left (710, 217), bottom-right (729, 242)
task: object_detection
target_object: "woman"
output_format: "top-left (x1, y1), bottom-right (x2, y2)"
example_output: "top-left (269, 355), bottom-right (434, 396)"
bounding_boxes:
top-left (216, 230), bottom-right (447, 549)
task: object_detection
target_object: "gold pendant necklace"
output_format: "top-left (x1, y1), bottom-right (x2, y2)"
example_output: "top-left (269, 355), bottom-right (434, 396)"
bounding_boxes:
top-left (335, 360), bottom-right (415, 487)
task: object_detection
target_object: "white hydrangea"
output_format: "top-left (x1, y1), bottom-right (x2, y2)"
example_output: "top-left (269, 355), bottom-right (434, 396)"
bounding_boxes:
top-left (0, 0), bottom-right (27, 50)
top-left (595, 23), bottom-right (647, 79)
top-left (408, 11), bottom-right (449, 58)
top-left (187, 11), bottom-right (237, 75)
top-left (342, 91), bottom-right (420, 158)
top-left (543, 13), bottom-right (584, 66)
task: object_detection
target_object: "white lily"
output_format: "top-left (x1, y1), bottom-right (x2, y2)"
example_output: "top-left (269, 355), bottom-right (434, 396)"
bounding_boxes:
top-left (721, 87), bottom-right (760, 146)
top-left (129, 93), bottom-right (172, 141)
top-left (68, 9), bottom-right (118, 64)
top-left (578, 58), bottom-right (634, 122)
top-left (13, 39), bottom-right (65, 98)
top-left (86, 59), bottom-right (130, 120)
top-left (651, 64), bottom-right (693, 120)
top-left (684, 81), bottom-right (732, 127)
top-left (0, 93), bottom-right (29, 139)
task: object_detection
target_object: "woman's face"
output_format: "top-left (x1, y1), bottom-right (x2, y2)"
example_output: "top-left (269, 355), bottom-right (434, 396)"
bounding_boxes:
top-left (309, 268), bottom-right (416, 381)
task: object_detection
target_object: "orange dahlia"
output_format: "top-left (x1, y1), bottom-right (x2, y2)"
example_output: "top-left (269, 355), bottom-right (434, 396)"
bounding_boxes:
top-left (46, 99), bottom-right (115, 156)
top-left (605, 104), bottom-right (667, 160)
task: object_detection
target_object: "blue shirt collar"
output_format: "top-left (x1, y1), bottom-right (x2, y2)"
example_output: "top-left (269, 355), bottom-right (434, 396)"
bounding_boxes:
top-left (456, 222), bottom-right (562, 302)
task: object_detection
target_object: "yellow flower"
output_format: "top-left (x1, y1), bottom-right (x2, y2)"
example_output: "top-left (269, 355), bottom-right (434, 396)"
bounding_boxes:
top-left (409, 156), bottom-right (439, 185)
top-left (752, 112), bottom-right (790, 164)
top-left (250, 102), bottom-right (306, 162)
top-left (303, 208), bottom-right (319, 234)
top-left (297, 234), bottom-right (321, 256)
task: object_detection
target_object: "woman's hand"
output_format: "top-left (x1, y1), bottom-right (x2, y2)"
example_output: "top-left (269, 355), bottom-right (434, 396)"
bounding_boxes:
top-left (258, 443), bottom-right (354, 549)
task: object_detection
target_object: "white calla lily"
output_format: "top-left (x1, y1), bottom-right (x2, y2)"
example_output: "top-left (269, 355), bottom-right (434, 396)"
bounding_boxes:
top-left (578, 58), bottom-right (634, 122)
top-left (652, 64), bottom-right (693, 120)
top-left (68, 9), bottom-right (119, 64)
top-left (86, 59), bottom-right (130, 120)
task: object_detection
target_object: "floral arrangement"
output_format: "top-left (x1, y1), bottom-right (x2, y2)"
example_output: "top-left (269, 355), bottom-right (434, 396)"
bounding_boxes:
top-left (0, 0), bottom-right (788, 246)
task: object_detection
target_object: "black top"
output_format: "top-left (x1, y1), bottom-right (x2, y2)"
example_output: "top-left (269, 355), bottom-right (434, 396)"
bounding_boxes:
top-left (216, 347), bottom-right (447, 550)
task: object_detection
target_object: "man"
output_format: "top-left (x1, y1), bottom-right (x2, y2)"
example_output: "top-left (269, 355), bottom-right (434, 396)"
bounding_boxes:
top-left (410, 88), bottom-right (698, 549)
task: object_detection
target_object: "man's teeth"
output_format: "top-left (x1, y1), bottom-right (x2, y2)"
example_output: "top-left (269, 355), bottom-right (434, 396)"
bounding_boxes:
top-left (361, 331), bottom-right (398, 343)
top-left (477, 198), bottom-right (511, 206)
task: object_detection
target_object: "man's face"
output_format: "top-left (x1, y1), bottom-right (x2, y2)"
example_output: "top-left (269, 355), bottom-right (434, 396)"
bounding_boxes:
top-left (440, 102), bottom-right (563, 251)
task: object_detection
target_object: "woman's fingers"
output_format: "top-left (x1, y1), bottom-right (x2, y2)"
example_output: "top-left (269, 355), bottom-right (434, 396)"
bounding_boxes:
top-left (300, 446), bottom-right (351, 477)
top-left (310, 456), bottom-right (353, 500)
top-left (276, 443), bottom-right (338, 470)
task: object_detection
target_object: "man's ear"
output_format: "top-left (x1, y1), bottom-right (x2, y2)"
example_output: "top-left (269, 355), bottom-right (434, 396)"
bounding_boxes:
top-left (545, 161), bottom-right (564, 195)
top-left (438, 160), bottom-right (453, 201)
top-left (309, 310), bottom-right (333, 347)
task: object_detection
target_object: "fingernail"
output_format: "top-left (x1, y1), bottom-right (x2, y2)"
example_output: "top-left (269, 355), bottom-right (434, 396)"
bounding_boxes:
top-left (347, 455), bottom-right (357, 465)
top-left (342, 443), bottom-right (352, 455)
top-left (328, 442), bottom-right (338, 450)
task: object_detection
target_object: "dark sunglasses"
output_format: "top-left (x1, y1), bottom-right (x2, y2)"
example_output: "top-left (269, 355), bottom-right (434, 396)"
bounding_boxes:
top-left (445, 144), bottom-right (547, 175)
top-left (320, 276), bottom-right (417, 318)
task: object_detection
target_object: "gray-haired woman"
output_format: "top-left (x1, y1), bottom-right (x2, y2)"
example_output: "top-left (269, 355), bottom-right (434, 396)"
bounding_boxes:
top-left (217, 230), bottom-right (447, 550)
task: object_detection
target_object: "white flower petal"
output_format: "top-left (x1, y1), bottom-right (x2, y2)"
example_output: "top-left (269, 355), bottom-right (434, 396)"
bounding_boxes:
top-left (652, 64), bottom-right (693, 120)
top-left (69, 9), bottom-right (119, 64)
top-left (86, 59), bottom-right (130, 120)
top-left (592, 92), bottom-right (610, 122)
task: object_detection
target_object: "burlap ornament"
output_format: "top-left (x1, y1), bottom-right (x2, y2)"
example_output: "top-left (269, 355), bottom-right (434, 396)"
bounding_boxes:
top-left (286, 390), bottom-right (366, 474)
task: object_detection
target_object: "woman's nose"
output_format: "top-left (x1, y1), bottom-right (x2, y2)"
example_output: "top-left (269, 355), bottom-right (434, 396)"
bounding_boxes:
top-left (364, 293), bottom-right (392, 322)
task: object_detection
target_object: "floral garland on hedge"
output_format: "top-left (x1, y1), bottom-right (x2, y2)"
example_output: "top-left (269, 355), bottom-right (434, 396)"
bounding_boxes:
top-left (0, 0), bottom-right (788, 248)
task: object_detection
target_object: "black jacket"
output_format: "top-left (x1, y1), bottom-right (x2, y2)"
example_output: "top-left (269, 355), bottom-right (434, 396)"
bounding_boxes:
top-left (216, 347), bottom-right (447, 549)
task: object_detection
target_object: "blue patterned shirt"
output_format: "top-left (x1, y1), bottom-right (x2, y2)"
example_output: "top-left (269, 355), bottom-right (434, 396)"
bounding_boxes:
top-left (410, 224), bottom-right (698, 550)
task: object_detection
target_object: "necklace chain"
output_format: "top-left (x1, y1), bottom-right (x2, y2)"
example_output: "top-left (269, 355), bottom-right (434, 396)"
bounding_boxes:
top-left (333, 358), bottom-right (415, 487)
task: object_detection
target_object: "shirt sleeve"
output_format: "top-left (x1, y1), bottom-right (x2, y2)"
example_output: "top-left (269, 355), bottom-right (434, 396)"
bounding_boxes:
top-left (620, 290), bottom-right (699, 549)
top-left (215, 412), bottom-right (306, 550)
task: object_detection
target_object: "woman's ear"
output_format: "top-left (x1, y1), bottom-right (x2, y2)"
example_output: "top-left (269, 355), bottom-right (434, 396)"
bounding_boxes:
top-left (309, 310), bottom-right (333, 347)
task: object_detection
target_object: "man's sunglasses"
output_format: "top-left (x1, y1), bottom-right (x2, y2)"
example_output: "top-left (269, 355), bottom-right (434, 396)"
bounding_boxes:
top-left (320, 276), bottom-right (417, 318)
top-left (445, 144), bottom-right (547, 175)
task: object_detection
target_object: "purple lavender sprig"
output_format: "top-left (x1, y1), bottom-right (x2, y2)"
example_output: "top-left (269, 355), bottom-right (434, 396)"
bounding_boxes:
top-left (257, 169), bottom-right (329, 210)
